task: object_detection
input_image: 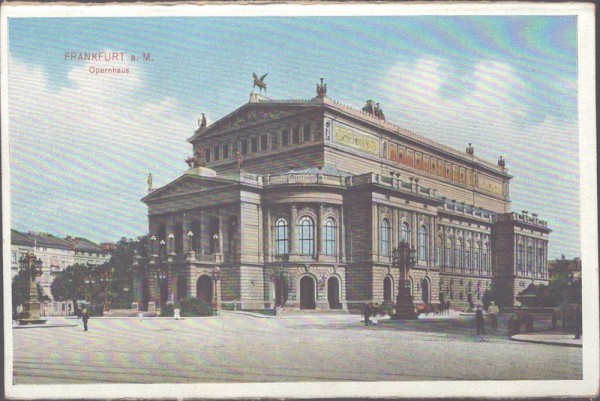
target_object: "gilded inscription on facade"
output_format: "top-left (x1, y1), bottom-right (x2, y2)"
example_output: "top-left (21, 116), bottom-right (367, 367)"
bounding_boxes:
top-left (333, 124), bottom-right (379, 155)
top-left (478, 175), bottom-right (503, 195)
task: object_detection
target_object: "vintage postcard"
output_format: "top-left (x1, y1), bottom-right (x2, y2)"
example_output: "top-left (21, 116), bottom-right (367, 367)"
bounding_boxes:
top-left (2, 2), bottom-right (597, 399)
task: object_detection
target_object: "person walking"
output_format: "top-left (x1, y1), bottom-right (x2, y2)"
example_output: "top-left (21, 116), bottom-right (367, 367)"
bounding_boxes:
top-left (475, 305), bottom-right (485, 335)
top-left (488, 301), bottom-right (499, 332)
top-left (82, 309), bottom-right (89, 332)
top-left (364, 303), bottom-right (371, 326)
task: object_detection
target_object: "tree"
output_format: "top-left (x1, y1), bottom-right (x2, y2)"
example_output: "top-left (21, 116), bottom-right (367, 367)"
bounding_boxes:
top-left (11, 269), bottom-right (44, 315)
top-left (50, 263), bottom-right (88, 315)
top-left (106, 236), bottom-right (148, 309)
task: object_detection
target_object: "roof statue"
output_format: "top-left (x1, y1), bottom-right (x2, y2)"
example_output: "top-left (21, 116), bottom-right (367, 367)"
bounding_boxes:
top-left (185, 146), bottom-right (206, 168)
top-left (147, 172), bottom-right (153, 192)
top-left (236, 150), bottom-right (243, 171)
top-left (466, 143), bottom-right (475, 156)
top-left (362, 100), bottom-right (385, 121)
top-left (252, 73), bottom-right (268, 95)
top-left (199, 113), bottom-right (207, 130)
top-left (316, 78), bottom-right (327, 97)
top-left (498, 156), bottom-right (506, 168)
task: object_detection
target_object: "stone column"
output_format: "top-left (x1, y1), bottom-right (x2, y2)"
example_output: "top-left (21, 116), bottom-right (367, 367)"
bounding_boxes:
top-left (317, 203), bottom-right (323, 259)
top-left (339, 204), bottom-right (346, 262)
top-left (290, 203), bottom-right (297, 256)
top-left (257, 204), bottom-right (264, 263)
top-left (372, 203), bottom-right (379, 259)
top-left (264, 206), bottom-right (271, 262)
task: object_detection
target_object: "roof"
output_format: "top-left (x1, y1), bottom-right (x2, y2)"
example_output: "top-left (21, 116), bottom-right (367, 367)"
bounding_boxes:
top-left (12, 230), bottom-right (73, 250)
top-left (441, 198), bottom-right (497, 219)
top-left (65, 237), bottom-right (107, 254)
top-left (287, 164), bottom-right (352, 177)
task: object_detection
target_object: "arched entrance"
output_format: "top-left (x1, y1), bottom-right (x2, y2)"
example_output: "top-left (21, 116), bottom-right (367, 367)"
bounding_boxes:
top-left (383, 276), bottom-right (392, 302)
top-left (299, 276), bottom-right (316, 310)
top-left (141, 277), bottom-right (150, 311)
top-left (159, 280), bottom-right (168, 306)
top-left (177, 275), bottom-right (187, 301)
top-left (327, 276), bottom-right (341, 309)
top-left (196, 275), bottom-right (213, 304)
top-left (274, 276), bottom-right (288, 307)
top-left (421, 278), bottom-right (430, 303)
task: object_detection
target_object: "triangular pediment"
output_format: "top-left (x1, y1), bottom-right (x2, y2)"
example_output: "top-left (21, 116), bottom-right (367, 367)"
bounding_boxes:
top-left (142, 174), bottom-right (234, 203)
top-left (188, 100), bottom-right (319, 142)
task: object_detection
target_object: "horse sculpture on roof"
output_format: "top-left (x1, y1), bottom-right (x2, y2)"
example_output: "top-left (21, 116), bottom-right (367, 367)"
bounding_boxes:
top-left (253, 73), bottom-right (268, 94)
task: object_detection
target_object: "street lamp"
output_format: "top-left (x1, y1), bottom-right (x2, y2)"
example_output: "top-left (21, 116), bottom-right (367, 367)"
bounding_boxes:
top-left (390, 240), bottom-right (418, 320)
top-left (212, 233), bottom-right (219, 254)
top-left (17, 252), bottom-right (47, 324)
top-left (187, 231), bottom-right (194, 252)
top-left (150, 235), bottom-right (157, 257)
top-left (84, 272), bottom-right (95, 314)
top-left (156, 267), bottom-right (167, 307)
top-left (211, 266), bottom-right (221, 313)
top-left (168, 233), bottom-right (175, 255)
top-left (100, 267), bottom-right (114, 315)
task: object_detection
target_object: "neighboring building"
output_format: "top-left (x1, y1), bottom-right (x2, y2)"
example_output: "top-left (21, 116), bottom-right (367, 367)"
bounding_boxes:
top-left (137, 81), bottom-right (550, 311)
top-left (65, 236), bottom-right (112, 265)
top-left (10, 230), bottom-right (110, 315)
top-left (548, 257), bottom-right (581, 280)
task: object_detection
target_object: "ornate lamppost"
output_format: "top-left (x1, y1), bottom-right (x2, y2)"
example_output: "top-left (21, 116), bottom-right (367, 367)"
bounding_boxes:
top-left (212, 233), bottom-right (220, 254)
top-left (84, 265), bottom-right (96, 314)
top-left (211, 266), bottom-right (221, 313)
top-left (100, 267), bottom-right (114, 315)
top-left (156, 267), bottom-right (167, 308)
top-left (390, 240), bottom-right (418, 320)
top-left (17, 252), bottom-right (46, 324)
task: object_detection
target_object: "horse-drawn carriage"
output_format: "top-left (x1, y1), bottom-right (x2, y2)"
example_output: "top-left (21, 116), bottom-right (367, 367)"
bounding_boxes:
top-left (507, 308), bottom-right (534, 335)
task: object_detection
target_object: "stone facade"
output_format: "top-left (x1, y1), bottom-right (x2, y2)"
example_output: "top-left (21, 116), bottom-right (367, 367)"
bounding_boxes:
top-left (137, 85), bottom-right (550, 311)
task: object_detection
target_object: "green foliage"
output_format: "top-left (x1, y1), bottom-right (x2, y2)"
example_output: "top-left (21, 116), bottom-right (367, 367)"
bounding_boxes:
top-left (178, 297), bottom-right (213, 317)
top-left (160, 303), bottom-right (175, 317)
top-left (12, 269), bottom-right (45, 313)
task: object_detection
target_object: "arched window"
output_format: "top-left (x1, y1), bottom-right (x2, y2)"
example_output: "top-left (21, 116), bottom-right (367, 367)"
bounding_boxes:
top-left (435, 236), bottom-right (442, 267)
top-left (474, 242), bottom-right (481, 273)
top-left (275, 218), bottom-right (289, 255)
top-left (445, 237), bottom-right (453, 267)
top-left (455, 239), bottom-right (462, 269)
top-left (536, 244), bottom-right (543, 274)
top-left (527, 245), bottom-right (533, 272)
top-left (482, 244), bottom-right (489, 273)
top-left (298, 216), bottom-right (315, 255)
top-left (465, 241), bottom-right (471, 272)
top-left (418, 226), bottom-right (428, 262)
top-left (380, 219), bottom-right (391, 256)
top-left (517, 243), bottom-right (524, 271)
top-left (401, 222), bottom-right (411, 243)
top-left (324, 218), bottom-right (337, 255)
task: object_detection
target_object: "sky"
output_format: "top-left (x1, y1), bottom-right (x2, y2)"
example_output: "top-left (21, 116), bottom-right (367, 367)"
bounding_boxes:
top-left (7, 15), bottom-right (580, 258)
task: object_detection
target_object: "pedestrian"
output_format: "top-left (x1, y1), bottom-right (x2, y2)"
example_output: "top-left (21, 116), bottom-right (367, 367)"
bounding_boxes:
top-left (173, 307), bottom-right (181, 320)
top-left (488, 301), bottom-right (499, 332)
top-left (475, 305), bottom-right (485, 335)
top-left (364, 303), bottom-right (371, 326)
top-left (574, 304), bottom-right (582, 340)
top-left (138, 311), bottom-right (144, 322)
top-left (82, 309), bottom-right (89, 332)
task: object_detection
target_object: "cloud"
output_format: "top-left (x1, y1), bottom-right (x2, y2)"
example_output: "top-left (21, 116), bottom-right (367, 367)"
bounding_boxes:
top-left (8, 54), bottom-right (196, 242)
top-left (377, 56), bottom-right (580, 258)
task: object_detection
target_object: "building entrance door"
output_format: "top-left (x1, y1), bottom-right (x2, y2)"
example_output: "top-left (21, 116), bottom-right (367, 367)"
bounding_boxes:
top-left (177, 275), bottom-right (187, 301)
top-left (196, 275), bottom-right (213, 304)
top-left (383, 276), bottom-right (392, 302)
top-left (275, 276), bottom-right (288, 307)
top-left (421, 279), bottom-right (430, 303)
top-left (300, 276), bottom-right (316, 309)
top-left (159, 280), bottom-right (168, 306)
top-left (327, 277), bottom-right (341, 309)
top-left (141, 277), bottom-right (150, 311)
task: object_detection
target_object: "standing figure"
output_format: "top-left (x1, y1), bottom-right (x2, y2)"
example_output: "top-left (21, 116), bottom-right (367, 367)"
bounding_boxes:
top-left (475, 305), bottom-right (485, 335)
top-left (364, 303), bottom-right (371, 326)
top-left (147, 173), bottom-right (153, 192)
top-left (82, 309), bottom-right (89, 332)
top-left (236, 151), bottom-right (243, 171)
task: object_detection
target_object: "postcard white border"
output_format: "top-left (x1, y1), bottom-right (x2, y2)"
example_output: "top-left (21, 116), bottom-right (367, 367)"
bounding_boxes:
top-left (2, 2), bottom-right (597, 399)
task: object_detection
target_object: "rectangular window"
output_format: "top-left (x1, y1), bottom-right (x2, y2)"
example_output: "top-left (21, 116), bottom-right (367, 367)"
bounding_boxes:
top-left (315, 122), bottom-right (323, 141)
top-left (205, 148), bottom-right (212, 163)
top-left (292, 127), bottom-right (300, 144)
top-left (213, 145), bottom-right (220, 161)
top-left (222, 144), bottom-right (229, 159)
top-left (271, 132), bottom-right (279, 149)
top-left (445, 247), bottom-right (451, 267)
top-left (241, 139), bottom-right (248, 155)
top-left (465, 251), bottom-right (470, 269)
top-left (303, 123), bottom-right (311, 142)
top-left (251, 137), bottom-right (258, 153)
top-left (281, 130), bottom-right (289, 146)
top-left (261, 134), bottom-right (268, 151)
top-left (435, 247), bottom-right (440, 267)
top-left (11, 253), bottom-right (16, 263)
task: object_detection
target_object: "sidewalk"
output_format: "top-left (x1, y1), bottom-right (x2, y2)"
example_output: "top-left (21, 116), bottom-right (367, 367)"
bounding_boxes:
top-left (511, 332), bottom-right (582, 347)
top-left (13, 319), bottom-right (78, 329)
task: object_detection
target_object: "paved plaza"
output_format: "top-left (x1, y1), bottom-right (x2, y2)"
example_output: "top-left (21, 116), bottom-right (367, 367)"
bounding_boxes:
top-left (12, 312), bottom-right (582, 384)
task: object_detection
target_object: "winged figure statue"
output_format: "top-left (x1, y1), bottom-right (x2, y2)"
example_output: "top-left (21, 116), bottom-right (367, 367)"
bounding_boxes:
top-left (252, 73), bottom-right (268, 94)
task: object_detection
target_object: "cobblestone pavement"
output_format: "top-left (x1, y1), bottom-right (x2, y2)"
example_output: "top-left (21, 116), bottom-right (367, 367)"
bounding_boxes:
top-left (11, 313), bottom-right (582, 384)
